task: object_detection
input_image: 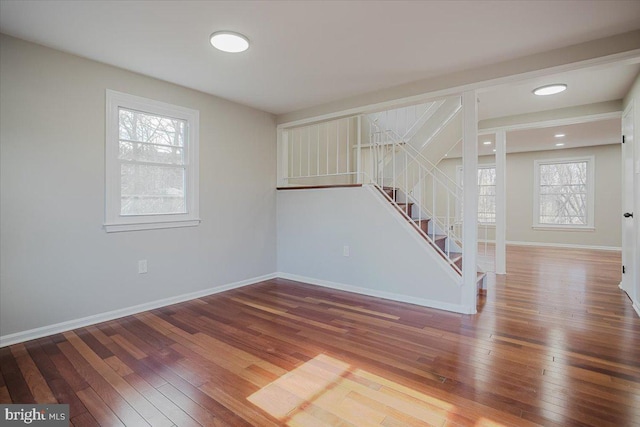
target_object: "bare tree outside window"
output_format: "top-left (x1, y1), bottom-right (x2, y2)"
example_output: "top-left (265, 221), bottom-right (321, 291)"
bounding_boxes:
top-left (478, 167), bottom-right (496, 224)
top-left (118, 108), bottom-right (187, 215)
top-left (457, 166), bottom-right (496, 224)
top-left (538, 161), bottom-right (588, 225)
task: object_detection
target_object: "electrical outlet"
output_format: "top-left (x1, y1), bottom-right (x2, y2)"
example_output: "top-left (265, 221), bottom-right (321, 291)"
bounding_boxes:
top-left (343, 245), bottom-right (350, 257)
top-left (138, 259), bottom-right (147, 274)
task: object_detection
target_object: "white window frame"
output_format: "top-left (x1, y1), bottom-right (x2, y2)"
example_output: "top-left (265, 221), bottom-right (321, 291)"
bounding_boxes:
top-left (533, 156), bottom-right (595, 231)
top-left (105, 90), bottom-right (200, 232)
top-left (456, 164), bottom-right (496, 226)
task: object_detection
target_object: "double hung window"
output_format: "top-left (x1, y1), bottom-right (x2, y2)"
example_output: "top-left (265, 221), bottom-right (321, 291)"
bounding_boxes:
top-left (105, 90), bottom-right (199, 232)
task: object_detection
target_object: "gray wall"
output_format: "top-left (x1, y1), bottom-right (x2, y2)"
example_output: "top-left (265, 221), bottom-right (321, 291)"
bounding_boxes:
top-left (0, 35), bottom-right (277, 337)
top-left (438, 144), bottom-right (622, 248)
top-left (277, 187), bottom-right (467, 313)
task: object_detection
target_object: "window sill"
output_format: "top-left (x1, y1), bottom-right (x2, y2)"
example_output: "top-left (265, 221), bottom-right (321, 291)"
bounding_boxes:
top-left (104, 219), bottom-right (201, 233)
top-left (532, 225), bottom-right (594, 232)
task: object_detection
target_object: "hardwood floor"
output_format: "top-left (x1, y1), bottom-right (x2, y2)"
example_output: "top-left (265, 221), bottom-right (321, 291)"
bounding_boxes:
top-left (1, 246), bottom-right (639, 426)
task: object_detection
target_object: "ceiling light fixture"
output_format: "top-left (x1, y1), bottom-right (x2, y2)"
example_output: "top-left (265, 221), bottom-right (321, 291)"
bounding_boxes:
top-left (555, 143), bottom-right (565, 147)
top-left (533, 84), bottom-right (567, 96)
top-left (210, 31), bottom-right (249, 53)
top-left (492, 149), bottom-right (496, 152)
top-left (483, 141), bottom-right (492, 145)
top-left (554, 133), bottom-right (565, 138)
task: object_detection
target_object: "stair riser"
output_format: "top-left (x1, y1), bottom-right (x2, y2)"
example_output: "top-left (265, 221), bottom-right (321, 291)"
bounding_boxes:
top-left (399, 205), bottom-right (412, 217)
top-left (380, 186), bottom-right (486, 297)
top-left (414, 220), bottom-right (429, 233)
top-left (383, 188), bottom-right (398, 201)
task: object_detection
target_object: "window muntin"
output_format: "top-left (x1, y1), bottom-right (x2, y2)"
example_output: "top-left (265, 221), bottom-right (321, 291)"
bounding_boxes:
top-left (477, 167), bottom-right (496, 224)
top-left (118, 108), bottom-right (187, 216)
top-left (456, 165), bottom-right (496, 224)
top-left (105, 90), bottom-right (199, 232)
top-left (534, 157), bottom-right (594, 229)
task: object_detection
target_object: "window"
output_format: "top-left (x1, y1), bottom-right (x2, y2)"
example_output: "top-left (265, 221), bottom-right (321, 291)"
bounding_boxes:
top-left (477, 167), bottom-right (496, 224)
top-left (456, 165), bottom-right (496, 224)
top-left (105, 90), bottom-right (199, 232)
top-left (533, 157), bottom-right (594, 229)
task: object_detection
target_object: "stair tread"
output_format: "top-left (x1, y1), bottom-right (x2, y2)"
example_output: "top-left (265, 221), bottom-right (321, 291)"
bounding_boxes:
top-left (426, 234), bottom-right (448, 241)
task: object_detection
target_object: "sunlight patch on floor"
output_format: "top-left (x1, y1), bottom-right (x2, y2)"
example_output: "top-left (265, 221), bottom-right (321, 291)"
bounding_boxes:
top-left (247, 353), bottom-right (475, 426)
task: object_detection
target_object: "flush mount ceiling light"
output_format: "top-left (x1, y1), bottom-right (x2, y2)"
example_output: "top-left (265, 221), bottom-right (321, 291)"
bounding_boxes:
top-left (533, 84), bottom-right (567, 96)
top-left (210, 31), bottom-right (249, 53)
top-left (554, 133), bottom-right (566, 138)
top-left (483, 141), bottom-right (492, 145)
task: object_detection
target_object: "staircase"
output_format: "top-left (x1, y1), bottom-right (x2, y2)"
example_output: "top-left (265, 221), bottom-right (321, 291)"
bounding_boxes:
top-left (279, 95), bottom-right (487, 300)
top-left (378, 186), bottom-right (486, 295)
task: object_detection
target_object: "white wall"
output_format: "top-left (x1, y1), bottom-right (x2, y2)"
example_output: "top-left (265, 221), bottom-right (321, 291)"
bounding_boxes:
top-left (277, 186), bottom-right (467, 313)
top-left (623, 71), bottom-right (640, 313)
top-left (0, 35), bottom-right (277, 339)
top-left (438, 144), bottom-right (622, 248)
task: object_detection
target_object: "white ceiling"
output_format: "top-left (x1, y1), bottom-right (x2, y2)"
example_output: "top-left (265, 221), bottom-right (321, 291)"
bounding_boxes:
top-left (1, 0), bottom-right (640, 116)
top-left (445, 118), bottom-right (622, 158)
top-left (477, 64), bottom-right (640, 121)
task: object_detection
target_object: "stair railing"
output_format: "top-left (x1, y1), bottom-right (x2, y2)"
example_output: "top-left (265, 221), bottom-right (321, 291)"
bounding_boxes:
top-left (368, 101), bottom-right (442, 142)
top-left (278, 109), bottom-right (479, 276)
top-left (368, 126), bottom-right (463, 275)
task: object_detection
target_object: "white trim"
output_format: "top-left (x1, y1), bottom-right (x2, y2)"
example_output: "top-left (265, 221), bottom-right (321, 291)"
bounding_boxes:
top-left (531, 225), bottom-right (595, 232)
top-left (461, 91), bottom-right (478, 313)
top-left (277, 273), bottom-right (474, 314)
top-left (0, 273), bottom-right (277, 348)
top-left (104, 219), bottom-right (201, 233)
top-left (277, 47), bottom-right (640, 129)
top-left (506, 240), bottom-right (621, 251)
top-left (105, 90), bottom-right (200, 233)
top-left (633, 302), bottom-right (640, 319)
top-left (533, 155), bottom-right (595, 229)
top-left (495, 130), bottom-right (507, 275)
top-left (479, 111), bottom-right (622, 134)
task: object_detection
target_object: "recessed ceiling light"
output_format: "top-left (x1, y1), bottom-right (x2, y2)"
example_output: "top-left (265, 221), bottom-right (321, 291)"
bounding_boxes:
top-left (554, 133), bottom-right (565, 138)
top-left (492, 149), bottom-right (496, 152)
top-left (555, 143), bottom-right (565, 147)
top-left (533, 84), bottom-right (567, 96)
top-left (483, 141), bottom-right (492, 145)
top-left (210, 31), bottom-right (249, 53)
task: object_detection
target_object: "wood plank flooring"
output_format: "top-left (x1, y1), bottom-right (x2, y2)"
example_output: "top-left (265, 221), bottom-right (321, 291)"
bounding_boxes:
top-left (1, 245), bottom-right (639, 426)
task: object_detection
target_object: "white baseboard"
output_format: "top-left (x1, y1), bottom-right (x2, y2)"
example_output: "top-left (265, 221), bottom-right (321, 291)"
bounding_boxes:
top-left (0, 273), bottom-right (277, 348)
top-left (633, 302), bottom-right (640, 319)
top-left (506, 240), bottom-right (621, 251)
top-left (277, 272), bottom-right (474, 314)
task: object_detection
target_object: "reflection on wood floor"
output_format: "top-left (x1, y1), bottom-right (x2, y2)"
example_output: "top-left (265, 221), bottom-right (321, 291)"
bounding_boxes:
top-left (1, 245), bottom-right (638, 426)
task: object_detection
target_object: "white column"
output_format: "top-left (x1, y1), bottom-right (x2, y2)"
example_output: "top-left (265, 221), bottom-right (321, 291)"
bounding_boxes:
top-left (462, 91), bottom-right (478, 313)
top-left (276, 128), bottom-right (288, 187)
top-left (356, 116), bottom-right (362, 184)
top-left (495, 130), bottom-right (507, 274)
